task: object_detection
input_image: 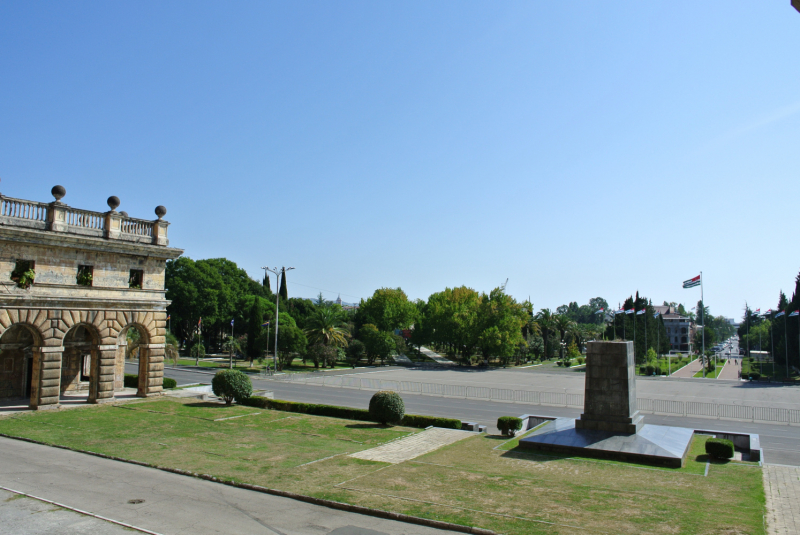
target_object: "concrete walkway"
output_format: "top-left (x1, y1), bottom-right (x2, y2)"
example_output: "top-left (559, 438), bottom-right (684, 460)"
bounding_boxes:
top-left (419, 347), bottom-right (455, 365)
top-left (0, 437), bottom-right (457, 535)
top-left (350, 428), bottom-right (475, 464)
top-left (670, 358), bottom-right (703, 378)
top-left (718, 358), bottom-right (742, 381)
top-left (764, 464), bottom-right (800, 535)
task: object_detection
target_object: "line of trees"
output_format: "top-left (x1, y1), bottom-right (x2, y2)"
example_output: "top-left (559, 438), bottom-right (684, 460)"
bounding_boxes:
top-left (738, 270), bottom-right (800, 375)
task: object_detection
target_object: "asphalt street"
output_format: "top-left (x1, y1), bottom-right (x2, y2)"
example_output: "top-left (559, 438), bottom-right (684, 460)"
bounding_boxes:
top-left (148, 364), bottom-right (800, 467)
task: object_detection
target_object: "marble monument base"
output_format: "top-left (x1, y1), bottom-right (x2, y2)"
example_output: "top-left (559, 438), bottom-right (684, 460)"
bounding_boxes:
top-left (518, 418), bottom-right (694, 468)
top-left (575, 410), bottom-right (644, 434)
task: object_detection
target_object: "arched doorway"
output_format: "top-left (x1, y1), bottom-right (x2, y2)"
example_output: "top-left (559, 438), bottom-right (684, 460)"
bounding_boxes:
top-left (0, 324), bottom-right (41, 401)
top-left (116, 324), bottom-right (150, 396)
top-left (62, 324), bottom-right (101, 403)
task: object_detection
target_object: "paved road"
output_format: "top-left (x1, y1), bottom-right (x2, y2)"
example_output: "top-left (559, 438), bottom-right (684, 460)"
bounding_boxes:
top-left (148, 365), bottom-right (800, 467)
top-left (718, 358), bottom-right (742, 381)
top-left (671, 358), bottom-right (703, 378)
top-left (0, 437), bottom-right (457, 535)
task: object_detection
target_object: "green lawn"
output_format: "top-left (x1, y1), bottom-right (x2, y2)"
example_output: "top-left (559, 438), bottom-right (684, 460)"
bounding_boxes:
top-left (741, 360), bottom-right (799, 381)
top-left (0, 398), bottom-right (766, 534)
top-left (694, 359), bottom-right (726, 378)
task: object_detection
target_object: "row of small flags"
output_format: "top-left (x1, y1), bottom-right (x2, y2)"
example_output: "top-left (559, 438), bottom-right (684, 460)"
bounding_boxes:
top-left (752, 309), bottom-right (799, 318)
top-left (596, 307), bottom-right (660, 317)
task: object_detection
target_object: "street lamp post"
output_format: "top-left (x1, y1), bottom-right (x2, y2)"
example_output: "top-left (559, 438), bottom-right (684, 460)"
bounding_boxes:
top-left (263, 266), bottom-right (295, 374)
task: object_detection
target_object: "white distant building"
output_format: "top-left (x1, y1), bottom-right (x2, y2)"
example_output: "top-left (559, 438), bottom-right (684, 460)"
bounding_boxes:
top-left (654, 305), bottom-right (694, 352)
top-left (335, 294), bottom-right (342, 306)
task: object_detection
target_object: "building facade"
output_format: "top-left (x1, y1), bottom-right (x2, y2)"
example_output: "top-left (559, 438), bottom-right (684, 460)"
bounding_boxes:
top-left (654, 305), bottom-right (694, 352)
top-left (0, 185), bottom-right (182, 409)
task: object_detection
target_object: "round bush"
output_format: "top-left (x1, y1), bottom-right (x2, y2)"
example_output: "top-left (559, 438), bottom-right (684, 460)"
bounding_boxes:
top-left (369, 390), bottom-right (405, 425)
top-left (162, 377), bottom-right (177, 389)
top-left (211, 369), bottom-right (253, 405)
top-left (497, 416), bottom-right (523, 437)
top-left (705, 437), bottom-right (734, 459)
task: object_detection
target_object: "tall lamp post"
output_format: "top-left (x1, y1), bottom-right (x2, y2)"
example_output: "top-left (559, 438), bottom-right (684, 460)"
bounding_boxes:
top-left (263, 266), bottom-right (294, 373)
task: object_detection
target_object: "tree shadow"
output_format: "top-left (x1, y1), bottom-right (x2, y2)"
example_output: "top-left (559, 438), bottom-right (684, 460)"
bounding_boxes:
top-left (184, 402), bottom-right (231, 409)
top-left (345, 423), bottom-right (388, 429)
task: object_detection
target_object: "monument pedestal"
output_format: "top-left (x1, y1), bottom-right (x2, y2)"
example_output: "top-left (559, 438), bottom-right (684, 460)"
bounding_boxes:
top-left (519, 341), bottom-right (693, 467)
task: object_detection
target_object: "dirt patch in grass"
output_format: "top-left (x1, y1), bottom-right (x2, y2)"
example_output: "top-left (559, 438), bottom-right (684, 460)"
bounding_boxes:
top-left (0, 398), bottom-right (765, 535)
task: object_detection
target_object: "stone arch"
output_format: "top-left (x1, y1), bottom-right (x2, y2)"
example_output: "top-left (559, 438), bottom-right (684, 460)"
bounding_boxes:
top-left (116, 322), bottom-right (154, 396)
top-left (0, 322), bottom-right (44, 402)
top-left (61, 322), bottom-right (113, 404)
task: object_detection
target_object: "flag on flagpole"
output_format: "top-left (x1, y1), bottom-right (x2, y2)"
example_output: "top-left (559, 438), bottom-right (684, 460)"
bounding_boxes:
top-left (595, 308), bottom-right (604, 314)
top-left (775, 311), bottom-right (786, 318)
top-left (789, 310), bottom-right (799, 317)
top-left (625, 309), bottom-right (634, 315)
top-left (262, 322), bottom-right (270, 327)
top-left (616, 308), bottom-right (624, 314)
top-left (230, 319), bottom-right (234, 327)
top-left (636, 309), bottom-right (646, 315)
top-left (653, 312), bottom-right (660, 318)
top-left (683, 275), bottom-right (701, 288)
top-left (166, 315), bottom-right (170, 320)
top-left (754, 308), bottom-right (760, 314)
top-left (765, 309), bottom-right (772, 315)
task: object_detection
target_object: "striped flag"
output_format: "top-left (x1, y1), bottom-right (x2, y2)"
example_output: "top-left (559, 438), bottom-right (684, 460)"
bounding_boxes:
top-left (166, 315), bottom-right (170, 320)
top-left (230, 319), bottom-right (234, 327)
top-left (653, 312), bottom-right (660, 318)
top-left (683, 275), bottom-right (701, 289)
top-left (625, 309), bottom-right (634, 315)
top-left (261, 321), bottom-right (270, 327)
top-left (595, 308), bottom-right (605, 314)
top-left (616, 308), bottom-right (625, 314)
top-left (636, 309), bottom-right (646, 315)
top-left (790, 310), bottom-right (799, 317)
top-left (754, 308), bottom-right (760, 314)
top-left (775, 311), bottom-right (785, 318)
top-left (765, 309), bottom-right (772, 315)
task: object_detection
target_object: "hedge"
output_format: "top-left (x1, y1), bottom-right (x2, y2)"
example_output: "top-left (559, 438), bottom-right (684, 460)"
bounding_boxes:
top-left (705, 437), bottom-right (734, 459)
top-left (497, 416), bottom-right (523, 436)
top-left (124, 374), bottom-right (176, 389)
top-left (240, 396), bottom-right (461, 429)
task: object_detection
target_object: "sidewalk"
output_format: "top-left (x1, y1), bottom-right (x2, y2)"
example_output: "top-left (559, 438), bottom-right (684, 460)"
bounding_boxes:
top-left (419, 347), bottom-right (455, 365)
top-left (0, 437), bottom-right (457, 535)
top-left (718, 358), bottom-right (742, 381)
top-left (671, 358), bottom-right (703, 378)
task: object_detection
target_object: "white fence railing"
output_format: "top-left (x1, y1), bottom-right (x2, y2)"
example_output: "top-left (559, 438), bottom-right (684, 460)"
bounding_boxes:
top-left (269, 373), bottom-right (800, 425)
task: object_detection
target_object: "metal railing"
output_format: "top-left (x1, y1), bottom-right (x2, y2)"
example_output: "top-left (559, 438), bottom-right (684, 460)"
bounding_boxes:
top-left (269, 372), bottom-right (800, 425)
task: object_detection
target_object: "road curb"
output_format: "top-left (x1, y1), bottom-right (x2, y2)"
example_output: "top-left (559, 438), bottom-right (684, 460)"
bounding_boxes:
top-left (0, 432), bottom-right (496, 535)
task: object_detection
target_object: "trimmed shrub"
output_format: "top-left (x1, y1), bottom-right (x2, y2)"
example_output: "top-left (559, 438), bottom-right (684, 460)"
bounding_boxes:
top-left (401, 414), bottom-right (461, 429)
top-left (705, 437), bottom-right (734, 459)
top-left (211, 369), bottom-right (252, 405)
top-left (639, 366), bottom-right (646, 375)
top-left (497, 416), bottom-right (523, 437)
top-left (162, 377), bottom-right (177, 389)
top-left (654, 366), bottom-right (662, 376)
top-left (369, 390), bottom-right (405, 425)
top-left (576, 357), bottom-right (585, 365)
top-left (123, 374), bottom-right (138, 388)
top-left (645, 365), bottom-right (655, 375)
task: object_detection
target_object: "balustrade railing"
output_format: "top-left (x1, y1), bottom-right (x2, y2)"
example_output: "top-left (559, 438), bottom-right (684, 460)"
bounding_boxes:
top-left (0, 194), bottom-right (167, 245)
top-left (0, 197), bottom-right (48, 222)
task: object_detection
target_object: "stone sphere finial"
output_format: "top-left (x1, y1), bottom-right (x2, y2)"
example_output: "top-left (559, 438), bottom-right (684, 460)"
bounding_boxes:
top-left (155, 205), bottom-right (167, 219)
top-left (51, 185), bottom-right (66, 202)
top-left (107, 196), bottom-right (120, 211)
top-left (120, 211), bottom-right (129, 217)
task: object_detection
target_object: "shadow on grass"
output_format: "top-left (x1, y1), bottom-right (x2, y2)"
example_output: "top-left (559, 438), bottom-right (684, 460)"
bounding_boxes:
top-left (694, 453), bottom-right (732, 466)
top-left (345, 423), bottom-right (388, 429)
top-left (184, 402), bottom-right (231, 409)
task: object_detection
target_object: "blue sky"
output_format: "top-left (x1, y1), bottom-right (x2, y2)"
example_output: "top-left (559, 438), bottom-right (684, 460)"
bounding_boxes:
top-left (1, 2), bottom-right (798, 319)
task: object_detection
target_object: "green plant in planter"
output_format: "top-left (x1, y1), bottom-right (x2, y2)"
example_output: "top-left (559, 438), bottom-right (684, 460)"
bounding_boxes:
top-left (11, 261), bottom-right (35, 289)
top-left (705, 437), bottom-right (734, 459)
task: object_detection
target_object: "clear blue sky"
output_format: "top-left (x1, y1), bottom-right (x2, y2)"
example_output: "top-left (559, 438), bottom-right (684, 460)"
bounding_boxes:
top-left (1, 2), bottom-right (798, 319)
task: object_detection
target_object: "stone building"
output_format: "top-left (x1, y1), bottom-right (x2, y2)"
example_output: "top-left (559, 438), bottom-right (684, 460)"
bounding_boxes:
top-left (653, 305), bottom-right (694, 352)
top-left (0, 185), bottom-right (182, 409)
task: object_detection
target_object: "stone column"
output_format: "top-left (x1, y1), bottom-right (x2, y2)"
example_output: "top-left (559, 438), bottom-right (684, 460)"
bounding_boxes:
top-left (575, 341), bottom-right (643, 434)
top-left (29, 346), bottom-right (62, 410)
top-left (88, 345), bottom-right (116, 403)
top-left (138, 343), bottom-right (164, 397)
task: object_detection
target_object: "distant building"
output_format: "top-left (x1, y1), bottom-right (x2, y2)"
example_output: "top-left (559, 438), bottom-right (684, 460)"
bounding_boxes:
top-left (335, 294), bottom-right (342, 306)
top-left (654, 305), bottom-right (694, 352)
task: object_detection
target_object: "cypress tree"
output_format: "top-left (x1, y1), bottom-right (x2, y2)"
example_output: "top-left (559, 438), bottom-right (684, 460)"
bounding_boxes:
top-left (246, 297), bottom-right (265, 361)
top-left (263, 273), bottom-right (271, 293)
top-left (279, 270), bottom-right (288, 300)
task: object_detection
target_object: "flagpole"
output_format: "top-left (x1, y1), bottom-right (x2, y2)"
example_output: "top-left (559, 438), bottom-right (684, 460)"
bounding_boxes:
top-left (230, 319), bottom-right (234, 369)
top-left (701, 271), bottom-right (705, 378)
top-left (785, 312), bottom-right (789, 379)
top-left (770, 310), bottom-right (775, 377)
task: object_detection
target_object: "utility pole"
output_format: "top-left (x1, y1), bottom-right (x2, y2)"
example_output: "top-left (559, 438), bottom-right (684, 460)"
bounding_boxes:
top-left (263, 266), bottom-right (294, 374)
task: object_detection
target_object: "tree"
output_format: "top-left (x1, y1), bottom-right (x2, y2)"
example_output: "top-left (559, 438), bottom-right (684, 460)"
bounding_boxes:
top-left (476, 288), bottom-right (527, 365)
top-left (554, 315), bottom-right (575, 359)
top-left (360, 324), bottom-right (394, 365)
top-left (346, 339), bottom-right (366, 367)
top-left (222, 335), bottom-right (242, 369)
top-left (424, 286), bottom-right (482, 363)
top-left (246, 297), bottom-right (266, 362)
top-left (263, 272), bottom-right (271, 292)
top-left (305, 307), bottom-right (349, 347)
top-left (276, 325), bottom-right (307, 369)
top-left (534, 309), bottom-right (556, 359)
top-left (359, 288), bottom-right (417, 333)
top-left (279, 270), bottom-right (288, 300)
top-left (306, 343), bottom-right (338, 369)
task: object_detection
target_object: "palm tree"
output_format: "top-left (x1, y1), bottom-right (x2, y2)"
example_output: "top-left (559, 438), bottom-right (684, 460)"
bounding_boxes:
top-left (305, 307), bottom-right (349, 348)
top-left (554, 314), bottom-right (575, 360)
top-left (534, 309), bottom-right (555, 360)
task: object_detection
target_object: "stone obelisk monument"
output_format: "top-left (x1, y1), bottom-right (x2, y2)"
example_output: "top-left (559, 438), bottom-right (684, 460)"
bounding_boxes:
top-left (575, 340), bottom-right (643, 434)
